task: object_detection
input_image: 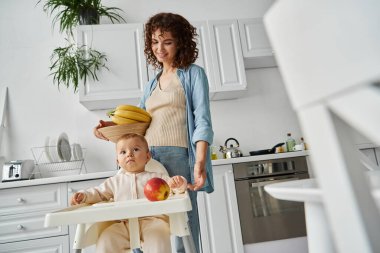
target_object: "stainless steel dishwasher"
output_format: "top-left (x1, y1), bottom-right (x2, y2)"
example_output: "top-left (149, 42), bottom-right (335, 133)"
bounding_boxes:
top-left (233, 156), bottom-right (309, 244)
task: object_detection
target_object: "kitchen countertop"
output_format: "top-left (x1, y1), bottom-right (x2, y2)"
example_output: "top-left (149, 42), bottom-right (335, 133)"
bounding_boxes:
top-left (0, 150), bottom-right (309, 189)
top-left (0, 170), bottom-right (117, 190)
top-left (211, 150), bottom-right (309, 166)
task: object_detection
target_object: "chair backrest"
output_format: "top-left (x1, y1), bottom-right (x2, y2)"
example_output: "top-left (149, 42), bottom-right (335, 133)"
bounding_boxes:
top-left (117, 158), bottom-right (169, 176)
top-left (145, 158), bottom-right (169, 175)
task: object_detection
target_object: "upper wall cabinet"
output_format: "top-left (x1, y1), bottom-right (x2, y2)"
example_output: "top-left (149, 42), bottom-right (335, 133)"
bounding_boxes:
top-left (238, 18), bottom-right (277, 69)
top-left (208, 20), bottom-right (247, 100)
top-left (77, 24), bottom-right (148, 110)
top-left (77, 20), bottom-right (248, 110)
top-left (193, 20), bottom-right (247, 100)
top-left (192, 21), bottom-right (217, 95)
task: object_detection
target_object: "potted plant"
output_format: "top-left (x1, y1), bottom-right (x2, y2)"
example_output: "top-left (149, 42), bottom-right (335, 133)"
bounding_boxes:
top-left (49, 43), bottom-right (108, 92)
top-left (38, 0), bottom-right (125, 92)
top-left (39, 0), bottom-right (125, 34)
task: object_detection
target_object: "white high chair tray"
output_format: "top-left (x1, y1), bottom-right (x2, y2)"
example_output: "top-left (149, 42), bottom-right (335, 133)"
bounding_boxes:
top-left (45, 193), bottom-right (191, 227)
top-left (44, 193), bottom-right (193, 251)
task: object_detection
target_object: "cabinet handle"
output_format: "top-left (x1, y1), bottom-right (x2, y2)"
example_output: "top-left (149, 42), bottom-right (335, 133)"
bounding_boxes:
top-left (16, 225), bottom-right (24, 231)
top-left (17, 198), bottom-right (25, 203)
top-left (68, 188), bottom-right (74, 193)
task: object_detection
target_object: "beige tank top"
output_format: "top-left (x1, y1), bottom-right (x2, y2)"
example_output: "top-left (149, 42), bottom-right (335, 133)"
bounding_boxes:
top-left (144, 74), bottom-right (188, 147)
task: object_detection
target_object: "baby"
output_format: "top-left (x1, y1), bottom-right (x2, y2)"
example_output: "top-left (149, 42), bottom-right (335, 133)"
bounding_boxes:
top-left (71, 133), bottom-right (187, 253)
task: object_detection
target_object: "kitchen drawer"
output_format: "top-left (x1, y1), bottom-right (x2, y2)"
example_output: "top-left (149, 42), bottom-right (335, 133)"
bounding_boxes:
top-left (0, 210), bottom-right (68, 244)
top-left (0, 183), bottom-right (67, 216)
top-left (0, 234), bottom-right (69, 253)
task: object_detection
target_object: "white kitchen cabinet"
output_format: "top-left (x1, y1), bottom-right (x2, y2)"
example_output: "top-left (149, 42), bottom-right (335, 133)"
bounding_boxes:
top-left (0, 183), bottom-right (68, 249)
top-left (0, 177), bottom-right (109, 252)
top-left (192, 21), bottom-right (217, 96)
top-left (149, 20), bottom-right (247, 100)
top-left (77, 24), bottom-right (148, 110)
top-left (238, 18), bottom-right (277, 69)
top-left (207, 20), bottom-right (247, 100)
top-left (0, 210), bottom-right (68, 244)
top-left (197, 164), bottom-right (244, 253)
top-left (77, 20), bottom-right (247, 107)
top-left (0, 235), bottom-right (69, 253)
top-left (67, 179), bottom-right (106, 253)
top-left (0, 183), bottom-right (67, 216)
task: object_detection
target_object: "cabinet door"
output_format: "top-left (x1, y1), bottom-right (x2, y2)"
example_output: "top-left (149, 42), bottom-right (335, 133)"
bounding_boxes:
top-left (77, 24), bottom-right (148, 110)
top-left (67, 179), bottom-right (106, 253)
top-left (207, 20), bottom-right (247, 99)
top-left (197, 164), bottom-right (244, 253)
top-left (0, 235), bottom-right (69, 253)
top-left (192, 21), bottom-right (216, 96)
top-left (238, 18), bottom-right (277, 68)
top-left (0, 210), bottom-right (68, 244)
top-left (0, 183), bottom-right (67, 216)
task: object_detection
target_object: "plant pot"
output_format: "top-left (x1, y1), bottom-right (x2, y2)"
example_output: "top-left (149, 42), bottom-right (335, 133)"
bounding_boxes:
top-left (78, 8), bottom-right (100, 25)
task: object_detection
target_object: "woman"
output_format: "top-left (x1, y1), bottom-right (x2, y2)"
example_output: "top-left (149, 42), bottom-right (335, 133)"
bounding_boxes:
top-left (94, 12), bottom-right (214, 253)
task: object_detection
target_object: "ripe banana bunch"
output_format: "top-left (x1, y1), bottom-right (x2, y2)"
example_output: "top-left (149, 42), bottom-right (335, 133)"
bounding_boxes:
top-left (107, 105), bottom-right (152, 125)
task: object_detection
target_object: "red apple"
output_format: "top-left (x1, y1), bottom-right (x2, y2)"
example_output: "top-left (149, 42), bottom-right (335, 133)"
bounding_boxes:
top-left (144, 177), bottom-right (170, 201)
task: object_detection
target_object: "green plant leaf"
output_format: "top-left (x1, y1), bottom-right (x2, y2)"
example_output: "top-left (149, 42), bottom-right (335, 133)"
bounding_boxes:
top-left (38, 0), bottom-right (126, 34)
top-left (37, 0), bottom-right (123, 92)
top-left (49, 43), bottom-right (108, 93)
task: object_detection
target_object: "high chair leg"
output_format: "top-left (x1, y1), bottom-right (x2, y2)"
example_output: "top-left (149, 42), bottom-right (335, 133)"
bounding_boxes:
top-left (129, 218), bottom-right (141, 250)
top-left (183, 234), bottom-right (196, 253)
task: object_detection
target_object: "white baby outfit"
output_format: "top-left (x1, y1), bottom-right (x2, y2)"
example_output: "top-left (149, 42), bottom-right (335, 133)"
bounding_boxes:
top-left (79, 170), bottom-right (187, 253)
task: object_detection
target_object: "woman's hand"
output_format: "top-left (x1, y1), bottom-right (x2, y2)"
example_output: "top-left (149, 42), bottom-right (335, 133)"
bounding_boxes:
top-left (93, 120), bottom-right (116, 140)
top-left (188, 161), bottom-right (206, 191)
top-left (71, 192), bottom-right (85, 206)
top-left (188, 140), bottom-right (208, 191)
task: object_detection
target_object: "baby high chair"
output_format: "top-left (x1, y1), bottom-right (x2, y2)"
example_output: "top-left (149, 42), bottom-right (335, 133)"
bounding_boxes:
top-left (44, 159), bottom-right (195, 253)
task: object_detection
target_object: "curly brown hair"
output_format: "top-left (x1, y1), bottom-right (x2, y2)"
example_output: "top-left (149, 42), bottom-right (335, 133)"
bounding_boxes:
top-left (144, 12), bottom-right (198, 69)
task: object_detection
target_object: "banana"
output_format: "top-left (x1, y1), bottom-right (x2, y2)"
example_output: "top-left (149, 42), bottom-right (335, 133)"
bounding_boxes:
top-left (111, 115), bottom-right (139, 125)
top-left (114, 109), bottom-right (151, 123)
top-left (115, 105), bottom-right (151, 119)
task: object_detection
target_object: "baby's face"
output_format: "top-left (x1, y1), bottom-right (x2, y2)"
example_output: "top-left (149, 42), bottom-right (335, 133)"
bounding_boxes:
top-left (116, 137), bottom-right (151, 173)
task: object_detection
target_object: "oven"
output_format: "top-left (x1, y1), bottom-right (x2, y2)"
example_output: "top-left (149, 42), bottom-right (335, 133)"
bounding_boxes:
top-left (233, 156), bottom-right (309, 244)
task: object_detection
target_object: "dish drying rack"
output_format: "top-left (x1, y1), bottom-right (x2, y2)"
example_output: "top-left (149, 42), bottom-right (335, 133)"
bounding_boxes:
top-left (30, 145), bottom-right (87, 179)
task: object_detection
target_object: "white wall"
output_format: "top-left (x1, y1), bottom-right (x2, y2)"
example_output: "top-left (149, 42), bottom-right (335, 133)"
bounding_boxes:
top-left (0, 0), bottom-right (303, 173)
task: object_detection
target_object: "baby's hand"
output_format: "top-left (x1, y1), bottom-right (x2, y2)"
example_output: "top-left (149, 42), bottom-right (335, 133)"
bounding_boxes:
top-left (71, 192), bottom-right (85, 206)
top-left (168, 176), bottom-right (184, 188)
top-left (168, 176), bottom-right (187, 194)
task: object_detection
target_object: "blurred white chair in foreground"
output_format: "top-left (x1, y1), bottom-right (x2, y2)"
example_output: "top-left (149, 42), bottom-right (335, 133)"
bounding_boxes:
top-left (45, 159), bottom-right (195, 253)
top-left (263, 0), bottom-right (380, 252)
top-left (0, 87), bottom-right (8, 162)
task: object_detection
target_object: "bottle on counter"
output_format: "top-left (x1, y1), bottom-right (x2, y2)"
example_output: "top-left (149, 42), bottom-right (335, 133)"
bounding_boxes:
top-left (211, 146), bottom-right (218, 160)
top-left (285, 133), bottom-right (296, 152)
top-left (300, 137), bottom-right (307, 150)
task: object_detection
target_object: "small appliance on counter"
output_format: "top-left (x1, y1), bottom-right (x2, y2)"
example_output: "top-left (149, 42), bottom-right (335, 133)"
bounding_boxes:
top-left (2, 160), bottom-right (35, 182)
top-left (220, 138), bottom-right (243, 158)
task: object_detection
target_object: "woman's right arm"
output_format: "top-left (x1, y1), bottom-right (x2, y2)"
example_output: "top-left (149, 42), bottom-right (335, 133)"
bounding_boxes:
top-left (93, 120), bottom-right (116, 140)
top-left (94, 79), bottom-right (154, 140)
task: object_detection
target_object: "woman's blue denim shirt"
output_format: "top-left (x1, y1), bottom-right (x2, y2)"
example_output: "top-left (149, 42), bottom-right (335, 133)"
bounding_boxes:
top-left (139, 64), bottom-right (214, 193)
